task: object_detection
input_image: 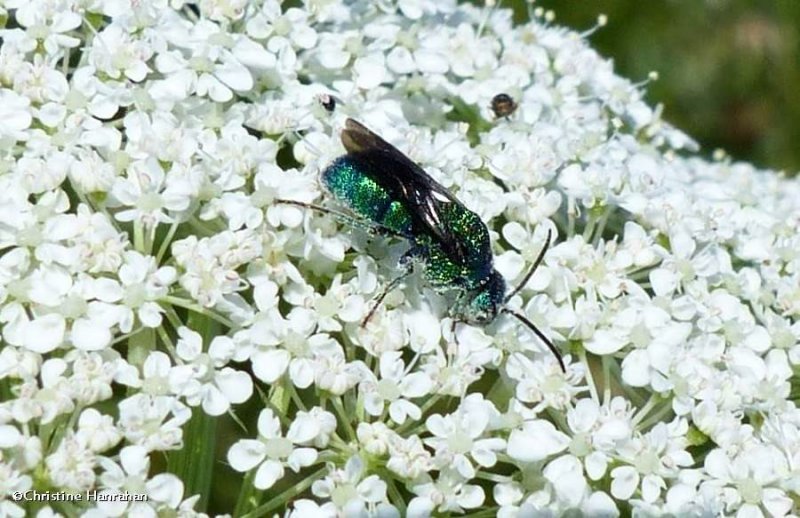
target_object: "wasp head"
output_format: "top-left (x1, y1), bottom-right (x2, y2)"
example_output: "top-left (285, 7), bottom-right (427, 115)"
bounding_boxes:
top-left (456, 271), bottom-right (506, 325)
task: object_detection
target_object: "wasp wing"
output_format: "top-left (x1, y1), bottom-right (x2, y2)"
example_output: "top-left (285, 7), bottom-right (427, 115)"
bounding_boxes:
top-left (341, 119), bottom-right (472, 264)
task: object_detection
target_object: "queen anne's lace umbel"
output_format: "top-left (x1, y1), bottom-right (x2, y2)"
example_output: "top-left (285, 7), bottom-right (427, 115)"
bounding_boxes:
top-left (0, 1), bottom-right (798, 517)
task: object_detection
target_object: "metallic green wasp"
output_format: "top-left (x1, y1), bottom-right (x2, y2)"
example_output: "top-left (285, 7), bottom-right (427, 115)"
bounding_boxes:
top-left (280, 119), bottom-right (564, 371)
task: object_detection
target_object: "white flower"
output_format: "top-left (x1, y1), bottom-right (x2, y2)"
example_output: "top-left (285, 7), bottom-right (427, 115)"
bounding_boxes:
top-left (286, 499), bottom-right (337, 518)
top-left (246, 1), bottom-right (318, 51)
top-left (242, 307), bottom-right (341, 388)
top-left (147, 474), bottom-right (208, 517)
top-left (0, 89), bottom-right (33, 141)
top-left (563, 398), bottom-right (633, 479)
top-left (96, 445), bottom-right (157, 516)
top-left (117, 394), bottom-right (191, 451)
top-left (408, 468), bottom-right (485, 515)
top-left (171, 327), bottom-right (253, 416)
top-left (76, 408), bottom-right (122, 453)
top-left (701, 444), bottom-right (793, 518)
top-left (171, 230), bottom-right (260, 307)
top-left (227, 408), bottom-right (319, 490)
top-left (543, 455), bottom-right (589, 508)
top-left (360, 351), bottom-right (432, 425)
top-left (199, 0), bottom-right (247, 22)
top-left (505, 350), bottom-right (585, 412)
top-left (424, 395), bottom-right (505, 479)
top-left (154, 18), bottom-right (262, 103)
top-left (289, 407), bottom-right (337, 448)
top-left (109, 158), bottom-right (192, 227)
top-left (610, 418), bottom-right (693, 504)
top-left (254, 165), bottom-right (319, 229)
top-left (5, 0), bottom-right (81, 54)
top-left (311, 456), bottom-right (396, 516)
top-left (45, 433), bottom-right (96, 491)
top-left (89, 24), bottom-right (153, 81)
top-left (0, 456), bottom-right (32, 518)
top-left (112, 251), bottom-right (176, 332)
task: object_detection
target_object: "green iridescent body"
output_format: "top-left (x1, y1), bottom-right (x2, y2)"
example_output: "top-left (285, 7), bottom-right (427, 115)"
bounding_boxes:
top-left (322, 156), bottom-right (503, 312)
top-left (322, 157), bottom-right (414, 238)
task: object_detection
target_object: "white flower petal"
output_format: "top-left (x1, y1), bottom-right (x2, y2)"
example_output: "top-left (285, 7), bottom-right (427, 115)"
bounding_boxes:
top-left (227, 439), bottom-right (266, 472)
top-left (24, 314), bottom-right (66, 353)
top-left (610, 466), bottom-right (639, 500)
top-left (70, 318), bottom-right (112, 351)
top-left (585, 452), bottom-right (608, 481)
top-left (201, 385), bottom-right (230, 416)
top-left (507, 420), bottom-right (569, 462)
top-left (287, 448), bottom-right (318, 471)
top-left (254, 459), bottom-right (284, 490)
top-left (215, 368), bottom-right (253, 405)
top-left (252, 349), bottom-right (290, 383)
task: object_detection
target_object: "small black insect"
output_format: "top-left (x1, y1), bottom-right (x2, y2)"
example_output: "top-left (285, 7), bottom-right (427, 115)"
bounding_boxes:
top-left (279, 119), bottom-right (564, 371)
top-left (318, 93), bottom-right (337, 112)
top-left (491, 93), bottom-right (518, 118)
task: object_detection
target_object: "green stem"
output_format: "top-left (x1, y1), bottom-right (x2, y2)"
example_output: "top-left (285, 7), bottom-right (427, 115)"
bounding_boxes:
top-left (233, 469), bottom-right (262, 517)
top-left (167, 407), bottom-right (217, 511)
top-left (155, 324), bottom-right (178, 358)
top-left (474, 471), bottom-right (513, 484)
top-left (592, 207), bottom-right (611, 245)
top-left (270, 380), bottom-right (292, 415)
top-left (156, 219), bottom-right (181, 264)
top-left (163, 304), bottom-right (185, 332)
top-left (127, 326), bottom-right (155, 368)
top-left (638, 399), bottom-right (675, 430)
top-left (133, 219), bottom-right (144, 252)
top-left (331, 396), bottom-right (356, 442)
top-left (244, 467), bottom-right (328, 518)
top-left (385, 476), bottom-right (407, 516)
top-left (567, 197), bottom-right (577, 238)
top-left (61, 48), bottom-right (71, 75)
top-left (631, 393), bottom-right (660, 427)
top-left (462, 507), bottom-right (501, 518)
top-left (111, 326), bottom-right (143, 346)
top-left (145, 220), bottom-right (158, 255)
top-left (546, 407), bottom-right (569, 433)
top-left (287, 382), bottom-right (308, 413)
top-left (166, 311), bottom-right (220, 510)
top-left (582, 209), bottom-right (596, 241)
top-left (162, 296), bottom-right (235, 328)
top-left (578, 347), bottom-right (600, 404)
top-left (602, 355), bottom-right (612, 405)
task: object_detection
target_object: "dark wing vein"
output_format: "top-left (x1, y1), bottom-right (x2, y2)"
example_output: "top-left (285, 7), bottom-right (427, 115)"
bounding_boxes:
top-left (341, 119), bottom-right (471, 263)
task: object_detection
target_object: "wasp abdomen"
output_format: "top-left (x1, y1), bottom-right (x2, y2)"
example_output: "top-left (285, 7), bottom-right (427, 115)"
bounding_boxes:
top-left (321, 156), bottom-right (414, 237)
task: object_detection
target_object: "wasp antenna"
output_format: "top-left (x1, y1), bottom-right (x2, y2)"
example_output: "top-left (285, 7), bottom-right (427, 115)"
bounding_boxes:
top-left (292, 130), bottom-right (326, 160)
top-left (502, 307), bottom-right (565, 373)
top-left (504, 229), bottom-right (552, 304)
top-left (273, 199), bottom-right (407, 238)
top-left (274, 198), bottom-right (333, 214)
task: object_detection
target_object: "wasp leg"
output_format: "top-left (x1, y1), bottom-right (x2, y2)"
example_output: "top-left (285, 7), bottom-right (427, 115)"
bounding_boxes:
top-left (360, 245), bottom-right (426, 327)
top-left (274, 199), bottom-right (407, 238)
top-left (448, 318), bottom-right (463, 356)
top-left (361, 270), bottom-right (413, 327)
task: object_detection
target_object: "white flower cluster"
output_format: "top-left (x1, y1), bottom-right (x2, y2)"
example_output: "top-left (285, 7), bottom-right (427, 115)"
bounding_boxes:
top-left (0, 0), bottom-right (798, 516)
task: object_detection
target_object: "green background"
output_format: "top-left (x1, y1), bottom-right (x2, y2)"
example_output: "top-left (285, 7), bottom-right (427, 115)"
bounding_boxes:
top-left (506, 0), bottom-right (800, 173)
